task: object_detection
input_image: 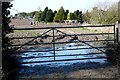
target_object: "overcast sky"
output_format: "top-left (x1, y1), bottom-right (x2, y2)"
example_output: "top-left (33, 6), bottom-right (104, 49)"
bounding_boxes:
top-left (10, 0), bottom-right (119, 15)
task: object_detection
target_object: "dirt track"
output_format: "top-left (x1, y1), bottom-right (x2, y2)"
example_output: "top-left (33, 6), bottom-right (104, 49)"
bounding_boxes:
top-left (18, 64), bottom-right (119, 79)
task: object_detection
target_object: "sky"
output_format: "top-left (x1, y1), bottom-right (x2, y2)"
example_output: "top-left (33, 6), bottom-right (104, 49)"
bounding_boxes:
top-left (10, 0), bottom-right (119, 15)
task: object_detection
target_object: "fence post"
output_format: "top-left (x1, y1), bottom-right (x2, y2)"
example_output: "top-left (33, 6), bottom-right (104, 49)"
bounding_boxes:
top-left (115, 21), bottom-right (120, 75)
top-left (52, 27), bottom-right (56, 61)
top-left (116, 21), bottom-right (119, 43)
top-left (0, 1), bottom-right (2, 80)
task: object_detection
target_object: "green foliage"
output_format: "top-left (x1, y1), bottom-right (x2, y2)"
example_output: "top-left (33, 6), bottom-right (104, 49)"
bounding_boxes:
top-left (77, 11), bottom-right (83, 23)
top-left (98, 9), bottom-right (107, 24)
top-left (53, 13), bottom-right (59, 22)
top-left (119, 2), bottom-right (120, 23)
top-left (18, 12), bottom-right (27, 18)
top-left (71, 13), bottom-right (75, 20)
top-left (40, 12), bottom-right (45, 21)
top-left (105, 42), bottom-right (120, 65)
top-left (27, 12), bottom-right (34, 18)
top-left (67, 12), bottom-right (74, 20)
top-left (2, 2), bottom-right (19, 77)
top-left (53, 6), bottom-right (65, 22)
top-left (105, 4), bottom-right (118, 24)
top-left (73, 10), bottom-right (79, 20)
top-left (90, 7), bottom-right (99, 24)
top-left (82, 10), bottom-right (91, 23)
top-left (64, 9), bottom-right (69, 20)
top-left (34, 12), bottom-right (41, 21)
top-left (58, 7), bottom-right (65, 21)
top-left (53, 11), bottom-right (57, 18)
top-left (2, 2), bottom-right (13, 48)
top-left (85, 3), bottom-right (118, 24)
top-left (45, 9), bottom-right (54, 22)
top-left (67, 12), bottom-right (71, 20)
top-left (29, 11), bottom-right (36, 18)
top-left (40, 7), bottom-right (48, 21)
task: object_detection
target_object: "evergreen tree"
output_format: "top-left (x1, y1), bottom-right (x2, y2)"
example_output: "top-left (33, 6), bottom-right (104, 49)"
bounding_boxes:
top-left (37, 12), bottom-right (42, 22)
top-left (67, 12), bottom-right (71, 20)
top-left (53, 11), bottom-right (57, 18)
top-left (77, 11), bottom-right (83, 23)
top-left (2, 2), bottom-right (13, 48)
top-left (74, 10), bottom-right (79, 20)
top-left (67, 12), bottom-right (74, 20)
top-left (64, 9), bottom-right (69, 20)
top-left (53, 6), bottom-right (65, 22)
top-left (71, 13), bottom-right (74, 20)
top-left (53, 13), bottom-right (59, 22)
top-left (34, 11), bottom-right (41, 21)
top-left (40, 7), bottom-right (48, 21)
top-left (45, 9), bottom-right (53, 22)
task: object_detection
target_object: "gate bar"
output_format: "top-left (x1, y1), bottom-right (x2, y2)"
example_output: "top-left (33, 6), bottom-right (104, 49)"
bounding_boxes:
top-left (15, 46), bottom-right (108, 53)
top-left (10, 33), bottom-right (114, 39)
top-left (19, 57), bottom-right (108, 64)
top-left (4, 24), bottom-right (115, 30)
top-left (19, 52), bottom-right (105, 59)
top-left (52, 28), bottom-right (56, 61)
top-left (6, 39), bottom-right (114, 47)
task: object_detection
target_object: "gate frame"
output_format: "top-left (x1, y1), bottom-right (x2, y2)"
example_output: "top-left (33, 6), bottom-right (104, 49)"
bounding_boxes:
top-left (4, 24), bottom-right (116, 64)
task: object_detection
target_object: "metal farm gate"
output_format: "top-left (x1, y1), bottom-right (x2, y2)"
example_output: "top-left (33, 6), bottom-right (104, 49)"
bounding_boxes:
top-left (6, 24), bottom-right (117, 63)
top-left (3, 24), bottom-right (120, 79)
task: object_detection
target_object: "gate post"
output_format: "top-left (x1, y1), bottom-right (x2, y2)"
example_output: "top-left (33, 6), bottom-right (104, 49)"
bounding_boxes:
top-left (115, 21), bottom-right (120, 75)
top-left (116, 21), bottom-right (119, 43)
top-left (0, 1), bottom-right (2, 80)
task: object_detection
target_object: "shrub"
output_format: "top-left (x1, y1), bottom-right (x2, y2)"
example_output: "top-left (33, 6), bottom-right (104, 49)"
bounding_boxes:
top-left (105, 42), bottom-right (120, 65)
